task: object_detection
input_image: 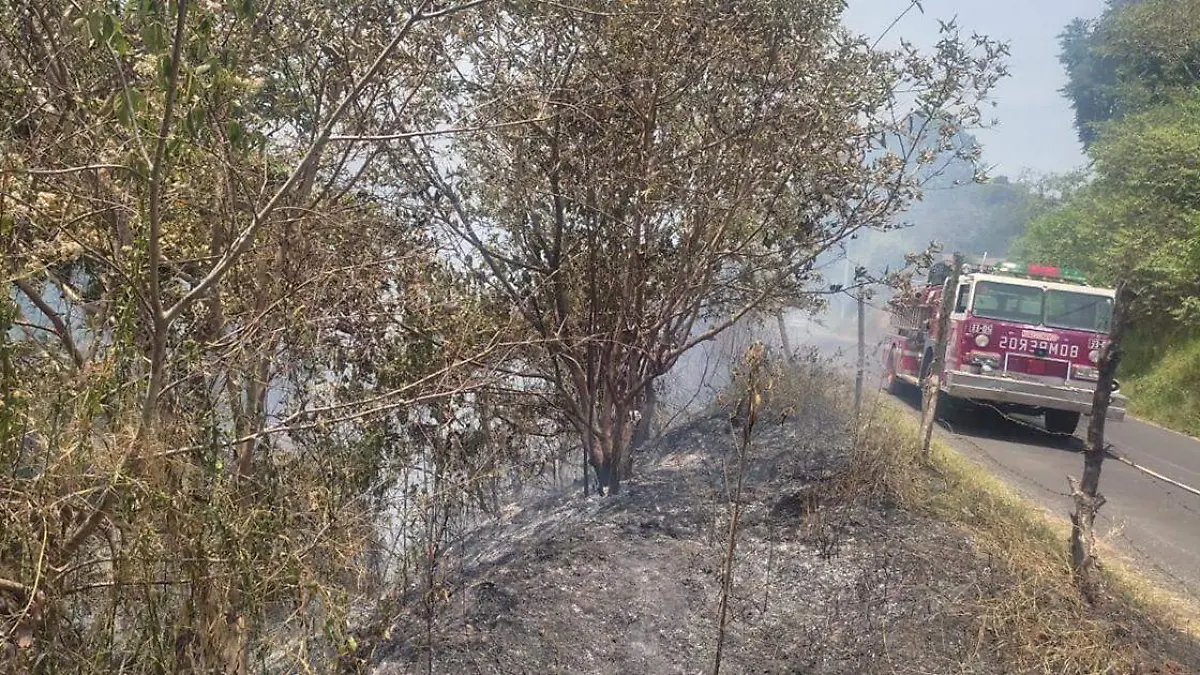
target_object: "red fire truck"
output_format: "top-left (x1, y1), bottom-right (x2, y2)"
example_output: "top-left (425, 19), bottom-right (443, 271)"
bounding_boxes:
top-left (882, 257), bottom-right (1127, 434)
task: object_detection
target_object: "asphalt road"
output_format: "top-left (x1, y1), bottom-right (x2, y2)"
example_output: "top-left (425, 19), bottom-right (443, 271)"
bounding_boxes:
top-left (794, 323), bottom-right (1200, 601)
top-left (887, 384), bottom-right (1200, 602)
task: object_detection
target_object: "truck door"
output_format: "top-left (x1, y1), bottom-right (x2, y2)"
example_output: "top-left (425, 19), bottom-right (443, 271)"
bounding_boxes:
top-left (947, 281), bottom-right (972, 369)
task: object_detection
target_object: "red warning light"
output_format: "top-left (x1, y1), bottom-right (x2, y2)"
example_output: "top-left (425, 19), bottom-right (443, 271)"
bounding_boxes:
top-left (1026, 264), bottom-right (1060, 278)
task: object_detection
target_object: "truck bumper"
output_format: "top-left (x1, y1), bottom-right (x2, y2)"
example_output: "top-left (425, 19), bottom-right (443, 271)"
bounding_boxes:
top-left (942, 371), bottom-right (1127, 421)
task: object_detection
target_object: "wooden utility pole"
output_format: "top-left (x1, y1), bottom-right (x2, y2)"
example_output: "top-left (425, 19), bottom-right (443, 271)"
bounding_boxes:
top-left (1069, 282), bottom-right (1132, 601)
top-left (920, 253), bottom-right (962, 458)
top-left (840, 258), bottom-right (851, 322)
top-left (855, 290), bottom-right (865, 420)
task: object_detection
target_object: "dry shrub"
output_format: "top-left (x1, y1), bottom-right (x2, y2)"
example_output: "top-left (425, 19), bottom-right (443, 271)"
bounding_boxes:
top-left (719, 346), bottom-right (851, 428)
top-left (1, 419), bottom-right (383, 673)
top-left (0, 364), bottom-right (537, 674)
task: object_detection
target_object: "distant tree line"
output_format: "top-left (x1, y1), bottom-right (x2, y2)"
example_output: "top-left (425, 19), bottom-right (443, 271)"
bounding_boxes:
top-left (1014, 0), bottom-right (1200, 332)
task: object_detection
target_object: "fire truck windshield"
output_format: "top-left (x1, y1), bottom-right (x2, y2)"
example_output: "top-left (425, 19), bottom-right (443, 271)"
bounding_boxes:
top-left (1045, 289), bottom-right (1113, 333)
top-left (971, 281), bottom-right (1113, 333)
top-left (972, 281), bottom-right (1042, 324)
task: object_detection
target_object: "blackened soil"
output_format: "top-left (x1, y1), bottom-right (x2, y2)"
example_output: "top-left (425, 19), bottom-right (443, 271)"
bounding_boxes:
top-left (368, 398), bottom-right (1199, 675)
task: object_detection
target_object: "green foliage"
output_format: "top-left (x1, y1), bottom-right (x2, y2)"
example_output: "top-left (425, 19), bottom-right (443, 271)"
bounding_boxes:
top-left (1122, 329), bottom-right (1200, 438)
top-left (853, 171), bottom-right (1055, 276)
top-left (1060, 0), bottom-right (1200, 147)
top-left (846, 124), bottom-right (1061, 275)
top-left (1018, 0), bottom-right (1200, 436)
top-left (1009, 184), bottom-right (1109, 278)
top-left (1102, 0), bottom-right (1200, 111)
top-left (1059, 17), bottom-right (1119, 147)
top-left (915, 177), bottom-right (1052, 258)
top-left (1015, 94), bottom-right (1200, 326)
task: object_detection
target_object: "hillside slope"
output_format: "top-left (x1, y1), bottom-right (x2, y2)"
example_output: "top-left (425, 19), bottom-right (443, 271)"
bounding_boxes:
top-left (358, 373), bottom-right (1200, 675)
top-left (1123, 330), bottom-right (1200, 439)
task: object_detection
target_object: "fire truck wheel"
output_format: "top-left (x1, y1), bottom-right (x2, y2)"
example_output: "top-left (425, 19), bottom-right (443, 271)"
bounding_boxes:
top-left (1044, 409), bottom-right (1081, 436)
top-left (886, 372), bottom-right (903, 396)
top-left (885, 350), bottom-right (903, 395)
top-left (919, 349), bottom-right (934, 381)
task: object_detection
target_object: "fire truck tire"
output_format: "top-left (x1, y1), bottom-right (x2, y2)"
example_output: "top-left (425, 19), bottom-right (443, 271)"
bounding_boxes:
top-left (885, 349), bottom-right (903, 395)
top-left (919, 349), bottom-right (934, 381)
top-left (887, 373), bottom-right (904, 396)
top-left (1044, 409), bottom-right (1081, 436)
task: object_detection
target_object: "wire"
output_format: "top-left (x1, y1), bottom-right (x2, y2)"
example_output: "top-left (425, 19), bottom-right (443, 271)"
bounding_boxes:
top-left (949, 401), bottom-right (1199, 512)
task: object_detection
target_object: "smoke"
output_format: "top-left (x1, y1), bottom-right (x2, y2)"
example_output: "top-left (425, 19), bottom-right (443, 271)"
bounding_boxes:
top-left (655, 301), bottom-right (893, 431)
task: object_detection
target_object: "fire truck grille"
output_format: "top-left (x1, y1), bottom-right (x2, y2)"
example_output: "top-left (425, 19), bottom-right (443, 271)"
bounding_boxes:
top-left (1005, 354), bottom-right (1070, 379)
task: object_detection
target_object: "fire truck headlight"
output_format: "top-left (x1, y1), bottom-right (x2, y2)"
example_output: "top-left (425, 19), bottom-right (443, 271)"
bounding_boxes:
top-left (1088, 349), bottom-right (1100, 363)
top-left (969, 352), bottom-right (1000, 369)
top-left (974, 333), bottom-right (989, 348)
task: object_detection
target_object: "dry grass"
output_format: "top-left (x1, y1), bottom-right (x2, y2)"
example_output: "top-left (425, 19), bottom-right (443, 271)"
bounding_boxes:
top-left (709, 352), bottom-right (1200, 673)
top-left (850, 394), bottom-right (1200, 674)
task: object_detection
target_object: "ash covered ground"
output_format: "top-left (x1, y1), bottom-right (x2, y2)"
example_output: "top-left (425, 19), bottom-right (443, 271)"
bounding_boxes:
top-left (362, 389), bottom-right (1008, 675)
top-left (362, 376), bottom-right (1199, 675)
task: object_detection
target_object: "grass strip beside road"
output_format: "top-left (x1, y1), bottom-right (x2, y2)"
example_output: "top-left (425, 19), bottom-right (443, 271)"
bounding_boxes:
top-left (1123, 329), bottom-right (1200, 439)
top-left (855, 397), bottom-right (1200, 672)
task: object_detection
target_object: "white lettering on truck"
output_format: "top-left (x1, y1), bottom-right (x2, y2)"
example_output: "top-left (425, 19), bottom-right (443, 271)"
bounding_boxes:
top-left (998, 336), bottom-right (1079, 359)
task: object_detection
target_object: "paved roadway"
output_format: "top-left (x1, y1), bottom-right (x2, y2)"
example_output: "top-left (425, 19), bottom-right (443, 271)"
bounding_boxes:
top-left (889, 383), bottom-right (1200, 602)
top-left (798, 325), bottom-right (1200, 601)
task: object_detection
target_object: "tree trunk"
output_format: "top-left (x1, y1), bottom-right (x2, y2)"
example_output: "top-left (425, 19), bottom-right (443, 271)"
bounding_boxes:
top-left (1069, 283), bottom-right (1131, 601)
top-left (854, 291), bottom-right (864, 420)
top-left (587, 421), bottom-right (617, 496)
top-left (620, 432), bottom-right (636, 480)
top-left (609, 406), bottom-right (627, 493)
top-left (918, 372), bottom-right (940, 451)
top-left (624, 380), bottom-right (657, 477)
top-left (592, 450), bottom-right (619, 496)
top-left (608, 455), bottom-right (622, 495)
top-left (776, 309), bottom-right (792, 362)
top-left (583, 447), bottom-right (591, 496)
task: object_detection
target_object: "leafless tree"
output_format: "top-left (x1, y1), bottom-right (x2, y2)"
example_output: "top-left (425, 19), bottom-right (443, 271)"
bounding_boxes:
top-left (1069, 283), bottom-right (1133, 600)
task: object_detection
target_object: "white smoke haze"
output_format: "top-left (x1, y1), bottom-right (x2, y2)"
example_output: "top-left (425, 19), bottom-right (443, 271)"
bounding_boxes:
top-left (655, 298), bottom-right (894, 434)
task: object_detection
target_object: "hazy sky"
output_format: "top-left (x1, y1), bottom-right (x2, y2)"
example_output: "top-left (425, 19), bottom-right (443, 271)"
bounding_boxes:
top-left (842, 0), bottom-right (1106, 177)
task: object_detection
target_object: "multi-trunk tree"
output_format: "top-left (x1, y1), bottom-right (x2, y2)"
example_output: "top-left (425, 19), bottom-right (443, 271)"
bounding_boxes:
top-left (2, 0), bottom-right (1009, 670)
top-left (412, 0), bottom-right (1008, 494)
top-left (2, 0), bottom-right (506, 671)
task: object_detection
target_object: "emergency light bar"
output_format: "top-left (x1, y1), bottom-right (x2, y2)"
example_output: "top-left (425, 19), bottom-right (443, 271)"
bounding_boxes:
top-left (962, 260), bottom-right (1088, 284)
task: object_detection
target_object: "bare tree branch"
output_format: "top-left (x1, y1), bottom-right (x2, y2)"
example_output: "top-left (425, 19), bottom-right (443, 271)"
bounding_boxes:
top-left (165, 0), bottom-right (465, 325)
top-left (13, 276), bottom-right (85, 368)
top-left (2, 164), bottom-right (146, 179)
top-left (330, 117), bottom-right (548, 142)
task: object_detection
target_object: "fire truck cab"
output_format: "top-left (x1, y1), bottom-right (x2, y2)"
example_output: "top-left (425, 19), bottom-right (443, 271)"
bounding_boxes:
top-left (883, 257), bottom-right (1127, 435)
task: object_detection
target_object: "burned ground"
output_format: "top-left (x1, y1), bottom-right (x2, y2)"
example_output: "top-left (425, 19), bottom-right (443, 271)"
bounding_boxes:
top-left (364, 390), bottom-right (1200, 675)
